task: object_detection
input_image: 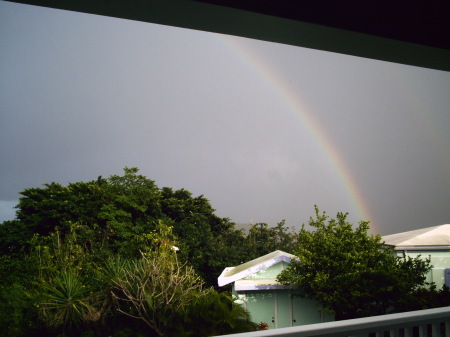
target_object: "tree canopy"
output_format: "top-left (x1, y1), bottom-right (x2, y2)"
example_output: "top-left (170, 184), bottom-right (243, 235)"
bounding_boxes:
top-left (10, 168), bottom-right (236, 283)
top-left (0, 167), bottom-right (295, 336)
top-left (5, 168), bottom-right (442, 335)
top-left (277, 206), bottom-right (433, 319)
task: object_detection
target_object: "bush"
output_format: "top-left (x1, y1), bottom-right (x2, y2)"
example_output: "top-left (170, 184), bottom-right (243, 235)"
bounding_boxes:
top-left (178, 292), bottom-right (258, 336)
top-left (0, 283), bottom-right (42, 337)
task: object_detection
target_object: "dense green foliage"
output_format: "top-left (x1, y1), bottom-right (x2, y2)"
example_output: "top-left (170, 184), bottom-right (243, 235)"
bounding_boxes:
top-left (181, 291), bottom-right (258, 336)
top-left (3, 168), bottom-right (444, 335)
top-left (277, 206), bottom-right (434, 319)
top-left (0, 168), bottom-right (296, 336)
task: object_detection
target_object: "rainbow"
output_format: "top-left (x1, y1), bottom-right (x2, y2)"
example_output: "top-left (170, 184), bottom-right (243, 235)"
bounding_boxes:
top-left (217, 34), bottom-right (377, 233)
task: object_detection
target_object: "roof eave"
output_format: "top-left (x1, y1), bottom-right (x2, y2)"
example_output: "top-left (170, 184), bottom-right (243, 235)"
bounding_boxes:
top-left (394, 245), bottom-right (450, 251)
top-left (218, 253), bottom-right (296, 287)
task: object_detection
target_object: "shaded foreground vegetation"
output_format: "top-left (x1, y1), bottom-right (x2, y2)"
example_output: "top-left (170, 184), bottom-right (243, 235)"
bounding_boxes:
top-left (0, 168), bottom-right (295, 336)
top-left (1, 168), bottom-right (449, 336)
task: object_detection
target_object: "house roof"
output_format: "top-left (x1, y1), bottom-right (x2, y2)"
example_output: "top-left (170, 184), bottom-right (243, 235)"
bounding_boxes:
top-left (383, 224), bottom-right (450, 250)
top-left (218, 250), bottom-right (296, 287)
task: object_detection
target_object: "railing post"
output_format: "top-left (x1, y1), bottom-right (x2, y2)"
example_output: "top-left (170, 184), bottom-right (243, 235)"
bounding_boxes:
top-left (431, 323), bottom-right (438, 337)
top-left (446, 321), bottom-right (450, 337)
top-left (403, 326), bottom-right (412, 337)
top-left (418, 324), bottom-right (426, 337)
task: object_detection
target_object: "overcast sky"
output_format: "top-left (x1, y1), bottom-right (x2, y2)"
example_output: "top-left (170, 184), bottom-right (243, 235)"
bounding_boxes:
top-left (1, 1), bottom-right (449, 235)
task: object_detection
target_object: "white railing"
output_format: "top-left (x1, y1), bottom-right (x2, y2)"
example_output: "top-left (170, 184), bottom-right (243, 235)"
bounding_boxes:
top-left (217, 307), bottom-right (450, 337)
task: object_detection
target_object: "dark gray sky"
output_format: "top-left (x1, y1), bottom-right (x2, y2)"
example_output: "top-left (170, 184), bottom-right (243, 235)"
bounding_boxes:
top-left (1, 1), bottom-right (449, 235)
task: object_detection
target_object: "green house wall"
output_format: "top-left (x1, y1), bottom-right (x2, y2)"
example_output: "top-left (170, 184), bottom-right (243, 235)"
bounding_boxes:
top-left (400, 251), bottom-right (450, 289)
top-left (232, 261), bottom-right (334, 328)
top-left (235, 289), bottom-right (333, 329)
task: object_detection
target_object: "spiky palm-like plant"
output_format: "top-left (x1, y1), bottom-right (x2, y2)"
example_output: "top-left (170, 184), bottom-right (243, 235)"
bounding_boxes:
top-left (38, 270), bottom-right (100, 333)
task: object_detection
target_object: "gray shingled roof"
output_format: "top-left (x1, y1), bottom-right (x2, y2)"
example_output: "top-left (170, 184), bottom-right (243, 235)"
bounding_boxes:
top-left (383, 224), bottom-right (450, 249)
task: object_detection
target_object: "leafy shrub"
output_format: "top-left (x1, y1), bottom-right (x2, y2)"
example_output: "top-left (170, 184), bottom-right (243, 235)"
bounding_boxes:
top-left (178, 292), bottom-right (258, 336)
top-left (0, 283), bottom-right (40, 337)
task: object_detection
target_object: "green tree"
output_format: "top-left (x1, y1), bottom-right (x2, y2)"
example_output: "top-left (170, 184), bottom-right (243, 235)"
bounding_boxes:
top-left (16, 168), bottom-right (161, 256)
top-left (245, 221), bottom-right (297, 260)
top-left (9, 167), bottom-right (242, 287)
top-left (277, 206), bottom-right (432, 319)
top-left (0, 168), bottom-right (257, 336)
top-left (0, 220), bottom-right (36, 286)
top-left (158, 187), bottom-right (233, 286)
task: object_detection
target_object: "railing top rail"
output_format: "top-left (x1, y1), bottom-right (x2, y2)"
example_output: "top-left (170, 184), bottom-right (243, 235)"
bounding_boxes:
top-left (217, 306), bottom-right (450, 337)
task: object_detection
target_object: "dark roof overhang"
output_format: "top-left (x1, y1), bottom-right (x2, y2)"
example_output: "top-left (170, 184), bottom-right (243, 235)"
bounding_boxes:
top-left (6, 0), bottom-right (450, 71)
